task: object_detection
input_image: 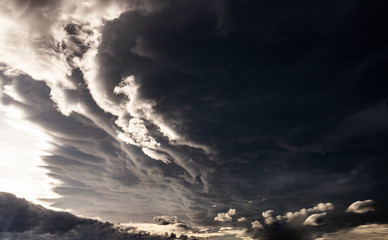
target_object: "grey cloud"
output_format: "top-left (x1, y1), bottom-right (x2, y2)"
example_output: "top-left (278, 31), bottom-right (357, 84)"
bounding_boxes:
top-left (0, 0), bottom-right (388, 237)
top-left (0, 72), bottom-right (208, 223)
top-left (97, 0), bottom-right (388, 217)
top-left (153, 216), bottom-right (178, 225)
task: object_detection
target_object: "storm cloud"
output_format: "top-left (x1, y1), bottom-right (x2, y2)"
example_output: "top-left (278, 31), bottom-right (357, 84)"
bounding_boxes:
top-left (0, 0), bottom-right (388, 239)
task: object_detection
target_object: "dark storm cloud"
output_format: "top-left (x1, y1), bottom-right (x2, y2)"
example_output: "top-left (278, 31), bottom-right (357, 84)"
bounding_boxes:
top-left (96, 0), bottom-right (388, 217)
top-left (0, 0), bottom-right (388, 238)
top-left (0, 192), bottom-right (198, 240)
top-left (0, 71), bottom-right (209, 223)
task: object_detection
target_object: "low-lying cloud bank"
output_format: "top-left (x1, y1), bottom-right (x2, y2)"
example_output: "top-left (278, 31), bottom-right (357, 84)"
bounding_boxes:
top-left (0, 192), bottom-right (198, 240)
top-left (2, 192), bottom-right (388, 240)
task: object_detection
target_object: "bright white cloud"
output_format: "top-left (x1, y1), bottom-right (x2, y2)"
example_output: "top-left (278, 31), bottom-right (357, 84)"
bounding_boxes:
top-left (0, 0), bottom-right (131, 119)
top-left (214, 208), bottom-right (236, 222)
top-left (0, 0), bottom-right (129, 90)
top-left (113, 75), bottom-right (213, 161)
top-left (346, 200), bottom-right (375, 214)
top-left (141, 148), bottom-right (171, 164)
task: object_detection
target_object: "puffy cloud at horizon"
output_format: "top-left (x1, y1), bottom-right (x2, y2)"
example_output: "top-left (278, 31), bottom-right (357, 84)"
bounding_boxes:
top-left (1, 0), bottom-right (388, 239)
top-left (214, 208), bottom-right (236, 222)
top-left (245, 200), bottom-right (387, 239)
top-left (257, 202), bottom-right (335, 226)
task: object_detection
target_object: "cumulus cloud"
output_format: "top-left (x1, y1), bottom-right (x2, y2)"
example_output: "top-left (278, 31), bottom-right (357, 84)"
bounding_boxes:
top-left (248, 199), bottom-right (386, 239)
top-left (262, 210), bottom-right (276, 225)
top-left (308, 203), bottom-right (334, 213)
top-left (303, 213), bottom-right (327, 226)
top-left (237, 217), bottom-right (247, 222)
top-left (251, 220), bottom-right (264, 229)
top-left (346, 200), bottom-right (375, 214)
top-left (214, 208), bottom-right (236, 222)
top-left (276, 203), bottom-right (334, 222)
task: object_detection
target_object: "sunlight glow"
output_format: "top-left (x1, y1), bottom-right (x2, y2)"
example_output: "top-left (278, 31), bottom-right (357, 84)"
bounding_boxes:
top-left (0, 108), bottom-right (60, 205)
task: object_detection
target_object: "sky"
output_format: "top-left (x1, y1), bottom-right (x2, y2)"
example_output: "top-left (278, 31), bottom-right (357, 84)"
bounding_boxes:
top-left (0, 0), bottom-right (388, 239)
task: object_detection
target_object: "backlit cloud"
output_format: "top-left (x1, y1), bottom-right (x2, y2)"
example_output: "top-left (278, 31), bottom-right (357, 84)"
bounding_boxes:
top-left (346, 200), bottom-right (375, 214)
top-left (303, 212), bottom-right (327, 226)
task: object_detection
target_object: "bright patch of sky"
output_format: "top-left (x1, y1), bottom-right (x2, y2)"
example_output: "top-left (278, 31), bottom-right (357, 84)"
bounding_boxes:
top-left (0, 109), bottom-right (59, 204)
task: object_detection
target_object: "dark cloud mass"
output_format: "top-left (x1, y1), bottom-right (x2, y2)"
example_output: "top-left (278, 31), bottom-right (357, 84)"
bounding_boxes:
top-left (97, 0), bottom-right (388, 215)
top-left (0, 0), bottom-right (388, 239)
top-left (0, 192), bottom-right (196, 240)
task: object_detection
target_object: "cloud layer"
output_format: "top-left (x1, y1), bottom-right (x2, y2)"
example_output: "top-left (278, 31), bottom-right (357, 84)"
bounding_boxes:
top-left (0, 0), bottom-right (388, 239)
top-left (0, 192), bottom-right (193, 240)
